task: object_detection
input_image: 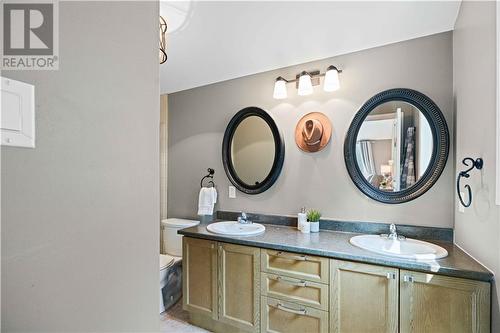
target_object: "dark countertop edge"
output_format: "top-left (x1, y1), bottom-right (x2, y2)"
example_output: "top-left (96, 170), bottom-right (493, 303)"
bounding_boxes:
top-left (179, 227), bottom-right (493, 283)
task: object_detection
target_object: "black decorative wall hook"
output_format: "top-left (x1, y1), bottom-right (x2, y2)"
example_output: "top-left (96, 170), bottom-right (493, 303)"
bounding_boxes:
top-left (457, 157), bottom-right (484, 207)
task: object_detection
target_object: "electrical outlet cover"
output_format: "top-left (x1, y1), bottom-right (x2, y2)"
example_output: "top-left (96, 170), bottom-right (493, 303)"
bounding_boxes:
top-left (229, 186), bottom-right (236, 198)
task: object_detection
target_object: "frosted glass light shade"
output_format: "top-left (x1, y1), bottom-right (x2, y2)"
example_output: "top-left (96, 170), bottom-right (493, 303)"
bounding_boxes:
top-left (323, 66), bottom-right (340, 92)
top-left (298, 72), bottom-right (313, 96)
top-left (273, 77), bottom-right (287, 99)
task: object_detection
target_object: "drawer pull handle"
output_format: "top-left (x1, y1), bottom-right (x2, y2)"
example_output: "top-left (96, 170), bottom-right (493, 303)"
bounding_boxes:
top-left (276, 276), bottom-right (307, 287)
top-left (277, 303), bottom-right (307, 315)
top-left (276, 251), bottom-right (307, 261)
top-left (403, 275), bottom-right (414, 283)
top-left (386, 272), bottom-right (396, 280)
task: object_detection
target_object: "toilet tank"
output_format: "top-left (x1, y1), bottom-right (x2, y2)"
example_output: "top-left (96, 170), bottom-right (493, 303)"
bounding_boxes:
top-left (161, 218), bottom-right (200, 256)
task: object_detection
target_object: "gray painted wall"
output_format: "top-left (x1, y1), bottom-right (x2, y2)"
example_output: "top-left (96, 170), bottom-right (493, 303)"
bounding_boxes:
top-left (168, 32), bottom-right (454, 228)
top-left (453, 1), bottom-right (500, 329)
top-left (1, 2), bottom-right (159, 332)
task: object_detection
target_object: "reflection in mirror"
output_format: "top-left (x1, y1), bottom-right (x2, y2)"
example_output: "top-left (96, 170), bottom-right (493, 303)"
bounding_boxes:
top-left (355, 101), bottom-right (433, 192)
top-left (231, 116), bottom-right (275, 186)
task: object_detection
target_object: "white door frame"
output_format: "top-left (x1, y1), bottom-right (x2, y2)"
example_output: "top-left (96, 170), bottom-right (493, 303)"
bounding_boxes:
top-left (496, 1), bottom-right (500, 205)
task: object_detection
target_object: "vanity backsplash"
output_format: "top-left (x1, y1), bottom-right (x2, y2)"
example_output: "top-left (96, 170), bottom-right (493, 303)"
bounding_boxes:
top-left (215, 211), bottom-right (453, 242)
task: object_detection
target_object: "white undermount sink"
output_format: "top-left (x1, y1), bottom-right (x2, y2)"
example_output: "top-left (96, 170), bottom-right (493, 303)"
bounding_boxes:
top-left (206, 221), bottom-right (265, 236)
top-left (350, 234), bottom-right (448, 260)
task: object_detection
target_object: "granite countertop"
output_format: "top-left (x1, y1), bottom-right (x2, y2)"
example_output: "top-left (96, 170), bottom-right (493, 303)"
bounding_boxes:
top-left (179, 222), bottom-right (493, 282)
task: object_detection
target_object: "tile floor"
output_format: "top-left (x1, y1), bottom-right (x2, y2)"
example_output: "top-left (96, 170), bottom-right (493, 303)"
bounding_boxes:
top-left (160, 299), bottom-right (211, 333)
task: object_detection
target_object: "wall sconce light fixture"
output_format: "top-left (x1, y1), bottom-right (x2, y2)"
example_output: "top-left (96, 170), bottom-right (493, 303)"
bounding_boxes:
top-left (273, 65), bottom-right (342, 99)
top-left (159, 16), bottom-right (168, 64)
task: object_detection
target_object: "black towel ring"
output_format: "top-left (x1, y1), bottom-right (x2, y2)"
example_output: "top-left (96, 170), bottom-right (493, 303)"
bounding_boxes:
top-left (200, 168), bottom-right (215, 188)
top-left (457, 157), bottom-right (483, 207)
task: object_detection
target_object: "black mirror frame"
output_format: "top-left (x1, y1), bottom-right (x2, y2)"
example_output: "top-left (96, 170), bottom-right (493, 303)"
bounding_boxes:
top-left (344, 88), bottom-right (449, 204)
top-left (222, 106), bottom-right (285, 195)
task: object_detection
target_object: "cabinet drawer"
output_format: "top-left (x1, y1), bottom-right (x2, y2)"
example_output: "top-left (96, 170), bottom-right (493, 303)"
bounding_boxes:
top-left (261, 273), bottom-right (328, 311)
top-left (261, 296), bottom-right (328, 333)
top-left (261, 249), bottom-right (329, 283)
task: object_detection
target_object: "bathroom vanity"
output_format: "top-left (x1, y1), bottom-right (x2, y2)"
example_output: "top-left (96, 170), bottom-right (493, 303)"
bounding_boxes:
top-left (177, 64), bottom-right (482, 332)
top-left (180, 222), bottom-right (492, 333)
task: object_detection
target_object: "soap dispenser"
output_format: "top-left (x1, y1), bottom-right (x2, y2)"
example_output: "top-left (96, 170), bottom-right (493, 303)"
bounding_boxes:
top-left (298, 207), bottom-right (307, 232)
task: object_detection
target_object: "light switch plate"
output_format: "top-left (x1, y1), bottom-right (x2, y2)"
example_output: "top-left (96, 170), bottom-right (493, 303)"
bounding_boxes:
top-left (229, 186), bottom-right (236, 198)
top-left (1, 77), bottom-right (35, 148)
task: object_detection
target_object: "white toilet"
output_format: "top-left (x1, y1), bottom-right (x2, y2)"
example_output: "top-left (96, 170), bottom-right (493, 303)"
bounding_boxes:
top-left (159, 218), bottom-right (200, 313)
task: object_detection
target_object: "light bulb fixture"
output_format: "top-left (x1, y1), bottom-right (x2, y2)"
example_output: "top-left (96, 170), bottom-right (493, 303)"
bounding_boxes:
top-left (159, 16), bottom-right (168, 64)
top-left (297, 71), bottom-right (313, 96)
top-left (273, 77), bottom-right (288, 99)
top-left (272, 65), bottom-right (342, 99)
top-left (323, 65), bottom-right (340, 92)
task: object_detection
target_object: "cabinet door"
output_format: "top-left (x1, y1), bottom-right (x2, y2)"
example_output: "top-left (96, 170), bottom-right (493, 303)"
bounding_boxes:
top-left (400, 270), bottom-right (490, 333)
top-left (330, 259), bottom-right (399, 333)
top-left (218, 243), bottom-right (261, 332)
top-left (182, 237), bottom-right (218, 319)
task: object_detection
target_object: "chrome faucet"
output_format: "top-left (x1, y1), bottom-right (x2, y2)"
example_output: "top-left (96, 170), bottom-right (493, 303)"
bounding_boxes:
top-left (238, 212), bottom-right (251, 224)
top-left (382, 223), bottom-right (405, 240)
top-left (388, 223), bottom-right (398, 240)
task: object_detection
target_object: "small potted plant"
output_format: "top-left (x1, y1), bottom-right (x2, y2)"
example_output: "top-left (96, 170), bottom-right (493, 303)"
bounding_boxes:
top-left (307, 209), bottom-right (321, 233)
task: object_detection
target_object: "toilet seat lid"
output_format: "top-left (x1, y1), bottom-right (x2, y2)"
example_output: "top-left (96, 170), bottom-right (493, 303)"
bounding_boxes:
top-left (161, 218), bottom-right (200, 228)
top-left (160, 254), bottom-right (175, 270)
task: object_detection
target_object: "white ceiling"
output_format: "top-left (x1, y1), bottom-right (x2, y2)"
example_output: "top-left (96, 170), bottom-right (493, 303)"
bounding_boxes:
top-left (160, 1), bottom-right (461, 94)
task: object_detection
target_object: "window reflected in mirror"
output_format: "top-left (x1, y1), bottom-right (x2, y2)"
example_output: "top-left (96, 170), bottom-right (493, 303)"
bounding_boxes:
top-left (355, 101), bottom-right (433, 192)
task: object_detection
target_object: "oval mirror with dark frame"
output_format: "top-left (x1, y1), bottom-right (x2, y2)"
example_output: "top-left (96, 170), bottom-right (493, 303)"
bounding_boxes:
top-left (344, 88), bottom-right (449, 204)
top-left (222, 107), bottom-right (285, 194)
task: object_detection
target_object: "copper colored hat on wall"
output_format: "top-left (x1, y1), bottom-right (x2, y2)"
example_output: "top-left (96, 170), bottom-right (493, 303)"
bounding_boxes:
top-left (295, 112), bottom-right (332, 153)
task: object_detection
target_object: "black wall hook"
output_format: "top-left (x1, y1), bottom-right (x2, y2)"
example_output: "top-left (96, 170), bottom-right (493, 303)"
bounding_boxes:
top-left (457, 157), bottom-right (483, 207)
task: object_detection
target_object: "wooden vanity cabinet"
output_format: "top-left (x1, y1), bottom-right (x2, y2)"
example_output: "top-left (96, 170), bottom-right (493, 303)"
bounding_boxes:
top-left (183, 237), bottom-right (491, 333)
top-left (399, 270), bottom-right (490, 333)
top-left (330, 260), bottom-right (399, 333)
